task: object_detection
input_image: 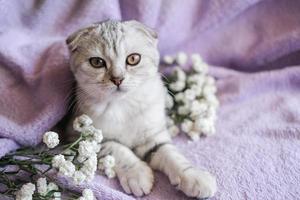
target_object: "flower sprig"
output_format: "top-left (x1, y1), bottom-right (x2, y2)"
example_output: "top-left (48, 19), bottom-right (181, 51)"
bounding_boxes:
top-left (163, 52), bottom-right (219, 141)
top-left (0, 114), bottom-right (116, 200)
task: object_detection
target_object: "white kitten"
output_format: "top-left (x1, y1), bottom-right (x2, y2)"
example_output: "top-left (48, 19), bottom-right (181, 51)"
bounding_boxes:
top-left (66, 20), bottom-right (216, 198)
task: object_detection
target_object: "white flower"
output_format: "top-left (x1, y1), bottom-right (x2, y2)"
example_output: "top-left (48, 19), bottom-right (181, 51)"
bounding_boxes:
top-left (165, 93), bottom-right (174, 109)
top-left (52, 154), bottom-right (66, 168)
top-left (37, 178), bottom-right (47, 196)
top-left (52, 192), bottom-right (61, 200)
top-left (194, 118), bottom-right (216, 136)
top-left (78, 189), bottom-right (95, 200)
top-left (190, 100), bottom-right (208, 118)
top-left (184, 89), bottom-right (196, 101)
top-left (73, 171), bottom-right (87, 184)
top-left (178, 104), bottom-right (190, 115)
top-left (73, 114), bottom-right (93, 132)
top-left (203, 84), bottom-right (217, 97)
top-left (176, 52), bottom-right (188, 66)
top-left (80, 154), bottom-right (97, 180)
top-left (43, 131), bottom-right (59, 149)
top-left (105, 168), bottom-right (116, 179)
top-left (81, 126), bottom-right (96, 136)
top-left (174, 66), bottom-right (186, 81)
top-left (205, 76), bottom-right (216, 85)
top-left (168, 125), bottom-right (180, 137)
top-left (174, 92), bottom-right (184, 103)
top-left (205, 94), bottom-right (220, 108)
top-left (192, 60), bottom-right (208, 74)
top-left (190, 84), bottom-right (202, 96)
top-left (78, 141), bottom-right (100, 159)
top-left (163, 55), bottom-right (174, 64)
top-left (191, 53), bottom-right (203, 64)
top-left (187, 74), bottom-right (205, 87)
top-left (186, 131), bottom-right (200, 141)
top-left (47, 182), bottom-right (59, 192)
top-left (16, 183), bottom-right (36, 200)
top-left (92, 129), bottom-right (103, 143)
top-left (59, 160), bottom-right (76, 177)
top-left (169, 81), bottom-right (185, 92)
top-left (181, 119), bottom-right (194, 133)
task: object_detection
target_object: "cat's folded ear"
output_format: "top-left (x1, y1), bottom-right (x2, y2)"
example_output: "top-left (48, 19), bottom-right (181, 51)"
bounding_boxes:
top-left (66, 26), bottom-right (96, 52)
top-left (124, 20), bottom-right (158, 45)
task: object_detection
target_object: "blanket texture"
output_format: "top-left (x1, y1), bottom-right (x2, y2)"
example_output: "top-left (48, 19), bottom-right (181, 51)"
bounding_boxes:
top-left (1, 0), bottom-right (300, 199)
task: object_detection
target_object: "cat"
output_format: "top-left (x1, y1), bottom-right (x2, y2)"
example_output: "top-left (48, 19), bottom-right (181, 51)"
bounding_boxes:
top-left (66, 20), bottom-right (216, 198)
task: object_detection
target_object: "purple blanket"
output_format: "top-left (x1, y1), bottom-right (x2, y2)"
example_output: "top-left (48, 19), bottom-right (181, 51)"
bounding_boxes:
top-left (1, 0), bottom-right (300, 199)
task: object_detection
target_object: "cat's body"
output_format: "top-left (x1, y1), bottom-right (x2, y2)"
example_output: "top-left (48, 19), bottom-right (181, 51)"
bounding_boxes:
top-left (66, 20), bottom-right (216, 198)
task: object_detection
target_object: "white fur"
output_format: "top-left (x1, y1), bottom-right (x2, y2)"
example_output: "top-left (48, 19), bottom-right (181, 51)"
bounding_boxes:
top-left (67, 20), bottom-right (216, 198)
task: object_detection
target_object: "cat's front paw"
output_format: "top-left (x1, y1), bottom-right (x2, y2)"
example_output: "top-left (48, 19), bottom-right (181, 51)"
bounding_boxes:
top-left (118, 161), bottom-right (154, 197)
top-left (176, 168), bottom-right (217, 199)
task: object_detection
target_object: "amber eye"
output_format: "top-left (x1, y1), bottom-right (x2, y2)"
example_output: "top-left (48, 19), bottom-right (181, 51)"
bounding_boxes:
top-left (89, 57), bottom-right (106, 68)
top-left (126, 53), bottom-right (141, 66)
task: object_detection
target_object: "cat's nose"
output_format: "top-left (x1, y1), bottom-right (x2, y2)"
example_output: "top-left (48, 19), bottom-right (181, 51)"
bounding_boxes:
top-left (110, 76), bottom-right (124, 87)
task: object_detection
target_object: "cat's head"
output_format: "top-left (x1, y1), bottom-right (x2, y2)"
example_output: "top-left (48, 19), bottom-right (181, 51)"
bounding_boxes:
top-left (66, 20), bottom-right (159, 100)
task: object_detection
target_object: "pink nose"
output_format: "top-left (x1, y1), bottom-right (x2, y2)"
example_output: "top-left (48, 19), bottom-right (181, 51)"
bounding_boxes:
top-left (110, 76), bottom-right (124, 87)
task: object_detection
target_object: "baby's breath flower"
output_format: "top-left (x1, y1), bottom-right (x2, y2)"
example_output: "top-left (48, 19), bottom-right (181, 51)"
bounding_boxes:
top-left (191, 53), bottom-right (203, 64)
top-left (16, 183), bottom-right (35, 200)
top-left (78, 141), bottom-right (100, 159)
top-left (73, 114), bottom-right (93, 132)
top-left (193, 61), bottom-right (208, 74)
top-left (169, 81), bottom-right (185, 92)
top-left (184, 89), bottom-right (196, 101)
top-left (78, 189), bottom-right (95, 200)
top-left (37, 177), bottom-right (47, 196)
top-left (174, 66), bottom-right (186, 81)
top-left (174, 92), bottom-right (185, 103)
top-left (163, 55), bottom-right (174, 64)
top-left (181, 119), bottom-right (194, 133)
top-left (80, 154), bottom-right (97, 180)
top-left (58, 160), bottom-right (76, 177)
top-left (43, 131), bottom-right (59, 149)
top-left (47, 182), bottom-right (59, 192)
top-left (194, 118), bottom-right (216, 136)
top-left (177, 104), bottom-right (190, 116)
top-left (53, 192), bottom-right (61, 200)
top-left (73, 171), bottom-right (87, 185)
top-left (176, 52), bottom-right (188, 66)
top-left (52, 154), bottom-right (66, 168)
top-left (190, 100), bottom-right (208, 118)
top-left (186, 131), bottom-right (200, 141)
top-left (92, 129), bottom-right (103, 143)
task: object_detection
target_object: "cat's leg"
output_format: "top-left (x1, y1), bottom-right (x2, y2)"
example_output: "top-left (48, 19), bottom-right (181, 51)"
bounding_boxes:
top-left (135, 132), bottom-right (217, 199)
top-left (99, 141), bottom-right (154, 197)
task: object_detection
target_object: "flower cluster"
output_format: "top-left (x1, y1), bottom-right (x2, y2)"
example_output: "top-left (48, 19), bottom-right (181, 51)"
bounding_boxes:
top-left (15, 178), bottom-right (60, 200)
top-left (98, 155), bottom-right (116, 178)
top-left (43, 131), bottom-right (60, 149)
top-left (163, 52), bottom-right (219, 141)
top-left (78, 189), bottom-right (96, 200)
top-left (36, 178), bottom-right (60, 199)
top-left (51, 114), bottom-right (115, 184)
top-left (15, 183), bottom-right (36, 200)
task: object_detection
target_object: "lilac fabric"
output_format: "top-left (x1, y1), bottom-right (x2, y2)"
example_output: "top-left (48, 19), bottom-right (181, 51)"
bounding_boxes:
top-left (1, 0), bottom-right (300, 199)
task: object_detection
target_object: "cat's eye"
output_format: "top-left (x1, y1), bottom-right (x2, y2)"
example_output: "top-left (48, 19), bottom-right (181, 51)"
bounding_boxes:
top-left (89, 57), bottom-right (106, 68)
top-left (126, 53), bottom-right (141, 66)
